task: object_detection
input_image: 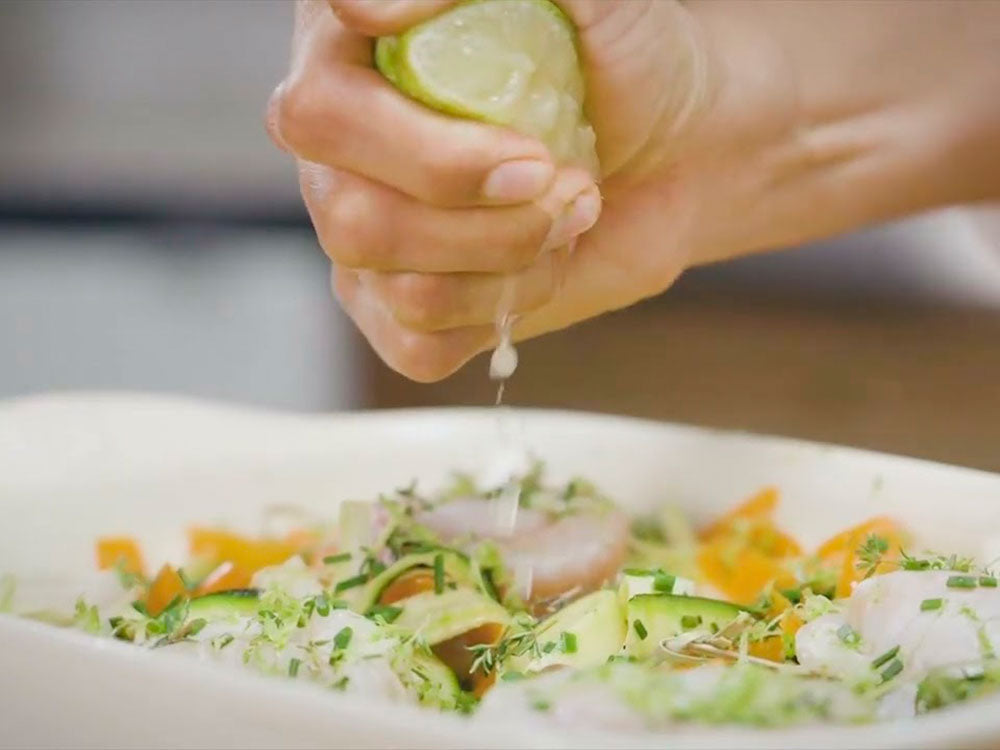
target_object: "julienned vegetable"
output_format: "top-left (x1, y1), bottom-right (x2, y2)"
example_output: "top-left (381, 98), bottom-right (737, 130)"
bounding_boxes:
top-left (13, 465), bottom-right (1000, 730)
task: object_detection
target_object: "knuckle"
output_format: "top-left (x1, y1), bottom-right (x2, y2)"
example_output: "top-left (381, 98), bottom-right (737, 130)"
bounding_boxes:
top-left (392, 330), bottom-right (463, 383)
top-left (388, 273), bottom-right (455, 330)
top-left (413, 135), bottom-right (490, 205)
top-left (325, 189), bottom-right (380, 268)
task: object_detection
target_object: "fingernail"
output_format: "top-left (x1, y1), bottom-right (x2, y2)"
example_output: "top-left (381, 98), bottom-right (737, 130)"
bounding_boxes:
top-left (543, 189), bottom-right (602, 250)
top-left (482, 159), bottom-right (554, 202)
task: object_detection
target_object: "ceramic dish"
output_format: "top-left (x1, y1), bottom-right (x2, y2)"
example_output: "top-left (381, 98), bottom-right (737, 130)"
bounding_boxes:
top-left (1, 393), bottom-right (998, 749)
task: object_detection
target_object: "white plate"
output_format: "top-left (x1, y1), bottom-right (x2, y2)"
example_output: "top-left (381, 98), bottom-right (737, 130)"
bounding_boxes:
top-left (1, 392), bottom-right (999, 749)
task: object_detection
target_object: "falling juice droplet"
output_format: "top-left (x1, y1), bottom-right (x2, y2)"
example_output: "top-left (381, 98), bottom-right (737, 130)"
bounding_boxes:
top-left (489, 275), bottom-right (519, 405)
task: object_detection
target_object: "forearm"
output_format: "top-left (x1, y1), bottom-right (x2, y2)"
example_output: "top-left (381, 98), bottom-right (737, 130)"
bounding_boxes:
top-left (686, 0), bottom-right (1000, 264)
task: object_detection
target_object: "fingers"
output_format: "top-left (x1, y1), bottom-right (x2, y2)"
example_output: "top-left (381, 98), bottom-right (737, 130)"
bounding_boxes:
top-left (328, 0), bottom-right (459, 36)
top-left (333, 265), bottom-right (495, 382)
top-left (269, 11), bottom-right (554, 208)
top-left (359, 250), bottom-right (565, 332)
top-left (300, 162), bottom-right (599, 273)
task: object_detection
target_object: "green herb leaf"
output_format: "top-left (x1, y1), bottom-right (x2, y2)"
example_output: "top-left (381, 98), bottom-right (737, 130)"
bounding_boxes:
top-left (653, 573), bottom-right (676, 593)
top-left (836, 623), bottom-right (861, 646)
top-left (880, 658), bottom-right (904, 682)
top-left (681, 614), bottom-right (702, 630)
top-left (333, 626), bottom-right (354, 651)
top-left (288, 657), bottom-right (302, 677)
top-left (946, 575), bottom-right (978, 589)
top-left (979, 576), bottom-right (998, 588)
top-left (433, 553), bottom-right (445, 595)
top-left (367, 604), bottom-right (402, 624)
top-left (872, 645), bottom-right (900, 669)
top-left (334, 573), bottom-right (368, 593)
top-left (560, 631), bottom-right (578, 654)
top-left (323, 552), bottom-right (352, 565)
top-left (920, 598), bottom-right (944, 612)
top-left (633, 619), bottom-right (648, 640)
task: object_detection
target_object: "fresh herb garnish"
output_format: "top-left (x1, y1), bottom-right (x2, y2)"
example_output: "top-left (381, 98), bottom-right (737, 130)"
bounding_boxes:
top-left (323, 552), bottom-right (351, 565)
top-left (856, 534), bottom-right (890, 579)
top-left (653, 572), bottom-right (676, 593)
top-left (880, 658), bottom-right (904, 682)
top-left (681, 614), bottom-right (702, 630)
top-left (333, 626), bottom-right (353, 651)
top-left (920, 598), bottom-right (944, 612)
top-left (334, 573), bottom-right (368, 593)
top-left (946, 575), bottom-right (978, 589)
top-left (836, 623), bottom-right (861, 646)
top-left (433, 553), bottom-right (445, 595)
top-left (980, 576), bottom-right (998, 588)
top-left (633, 619), bottom-right (648, 640)
top-left (367, 604), bottom-right (402, 623)
top-left (288, 657), bottom-right (302, 677)
top-left (871, 645), bottom-right (900, 669)
top-left (560, 631), bottom-right (578, 654)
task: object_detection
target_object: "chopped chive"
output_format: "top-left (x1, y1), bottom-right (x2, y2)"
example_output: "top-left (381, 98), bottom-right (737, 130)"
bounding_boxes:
top-left (946, 575), bottom-right (978, 589)
top-left (323, 552), bottom-right (351, 565)
top-left (871, 645), bottom-right (900, 669)
top-left (334, 573), bottom-right (368, 593)
top-left (530, 699), bottom-right (551, 712)
top-left (680, 614), bottom-right (702, 630)
top-left (633, 619), bottom-right (648, 641)
top-left (368, 604), bottom-right (402, 623)
top-left (560, 632), bottom-right (578, 654)
top-left (329, 599), bottom-right (348, 610)
top-left (288, 658), bottom-right (302, 677)
top-left (653, 573), bottom-right (676, 593)
top-left (315, 594), bottom-right (331, 617)
top-left (979, 576), bottom-right (998, 588)
top-left (214, 633), bottom-right (235, 650)
top-left (880, 658), bottom-right (904, 682)
top-left (333, 626), bottom-right (353, 651)
top-left (332, 676), bottom-right (350, 691)
top-left (411, 668), bottom-right (430, 683)
top-left (836, 623), bottom-right (860, 645)
top-left (920, 598), bottom-right (943, 612)
top-left (433, 553), bottom-right (445, 595)
top-left (709, 622), bottom-right (719, 634)
top-left (480, 568), bottom-right (501, 602)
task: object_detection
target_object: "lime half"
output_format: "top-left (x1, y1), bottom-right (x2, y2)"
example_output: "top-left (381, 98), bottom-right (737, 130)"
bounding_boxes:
top-left (375, 0), bottom-right (599, 174)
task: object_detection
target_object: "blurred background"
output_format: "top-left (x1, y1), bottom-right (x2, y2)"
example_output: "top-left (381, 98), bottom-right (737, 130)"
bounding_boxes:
top-left (1, 1), bottom-right (998, 470)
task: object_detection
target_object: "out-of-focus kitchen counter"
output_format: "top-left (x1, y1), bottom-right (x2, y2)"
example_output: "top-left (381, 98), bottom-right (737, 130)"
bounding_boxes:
top-left (364, 287), bottom-right (1000, 473)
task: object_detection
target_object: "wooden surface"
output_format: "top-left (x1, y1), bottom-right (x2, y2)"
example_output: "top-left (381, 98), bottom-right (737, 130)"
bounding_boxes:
top-left (361, 288), bottom-right (1000, 473)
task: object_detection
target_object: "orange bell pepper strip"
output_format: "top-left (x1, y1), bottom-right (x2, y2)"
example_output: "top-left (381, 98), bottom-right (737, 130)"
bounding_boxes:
top-left (146, 564), bottom-right (187, 616)
top-left (95, 537), bottom-right (146, 578)
top-left (814, 516), bottom-right (907, 598)
top-left (816, 516), bottom-right (903, 561)
top-left (187, 527), bottom-right (297, 573)
top-left (194, 561), bottom-right (253, 595)
top-left (700, 487), bottom-right (779, 540)
top-left (697, 542), bottom-right (797, 606)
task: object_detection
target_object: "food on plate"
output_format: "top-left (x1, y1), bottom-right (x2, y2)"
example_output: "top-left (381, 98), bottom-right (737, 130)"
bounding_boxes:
top-left (4, 466), bottom-right (998, 730)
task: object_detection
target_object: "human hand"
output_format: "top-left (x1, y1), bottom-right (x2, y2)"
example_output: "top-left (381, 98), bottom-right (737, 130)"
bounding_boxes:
top-left (269, 0), bottom-right (1000, 382)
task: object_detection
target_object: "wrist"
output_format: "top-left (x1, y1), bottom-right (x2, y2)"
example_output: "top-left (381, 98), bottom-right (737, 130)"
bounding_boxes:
top-left (682, 0), bottom-right (1000, 266)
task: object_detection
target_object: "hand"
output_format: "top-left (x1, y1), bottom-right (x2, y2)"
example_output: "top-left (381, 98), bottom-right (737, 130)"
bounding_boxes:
top-left (269, 0), bottom-right (1000, 382)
